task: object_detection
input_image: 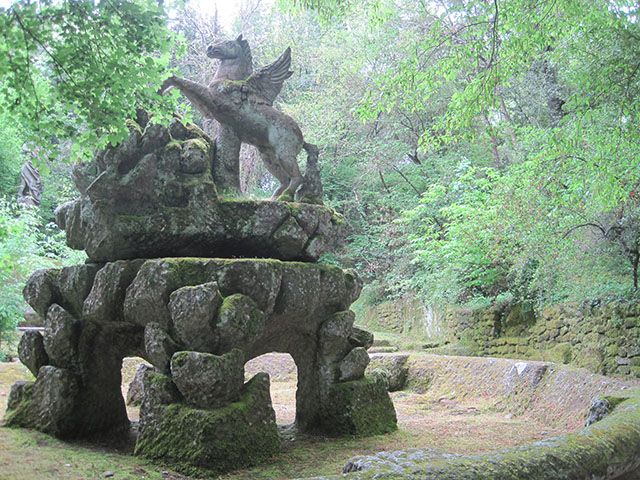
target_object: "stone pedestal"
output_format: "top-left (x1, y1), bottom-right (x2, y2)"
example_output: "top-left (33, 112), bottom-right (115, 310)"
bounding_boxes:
top-left (135, 370), bottom-right (280, 475)
top-left (3, 119), bottom-right (396, 474)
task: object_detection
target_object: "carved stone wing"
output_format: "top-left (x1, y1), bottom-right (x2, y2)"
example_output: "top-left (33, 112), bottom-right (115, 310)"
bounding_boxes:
top-left (245, 47), bottom-right (293, 105)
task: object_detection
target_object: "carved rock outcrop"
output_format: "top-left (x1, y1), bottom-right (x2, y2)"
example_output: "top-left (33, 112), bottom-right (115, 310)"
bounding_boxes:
top-left (54, 120), bottom-right (343, 263)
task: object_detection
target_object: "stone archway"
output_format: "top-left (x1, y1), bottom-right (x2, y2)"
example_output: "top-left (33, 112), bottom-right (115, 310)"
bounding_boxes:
top-left (126, 257), bottom-right (396, 436)
top-left (245, 353), bottom-right (298, 425)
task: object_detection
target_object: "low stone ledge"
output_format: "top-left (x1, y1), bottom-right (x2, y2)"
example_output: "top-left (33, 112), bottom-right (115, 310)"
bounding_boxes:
top-left (306, 390), bottom-right (640, 480)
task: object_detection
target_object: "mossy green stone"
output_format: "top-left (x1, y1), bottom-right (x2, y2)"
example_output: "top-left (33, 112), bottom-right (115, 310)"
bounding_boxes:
top-left (136, 373), bottom-right (280, 476)
top-left (322, 378), bottom-right (397, 437)
top-left (3, 382), bottom-right (35, 428)
top-left (165, 139), bottom-right (183, 151)
top-left (184, 138), bottom-right (209, 153)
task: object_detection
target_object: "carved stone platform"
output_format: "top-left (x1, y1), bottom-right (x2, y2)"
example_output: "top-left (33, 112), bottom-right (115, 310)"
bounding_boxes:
top-left (8, 258), bottom-right (396, 471)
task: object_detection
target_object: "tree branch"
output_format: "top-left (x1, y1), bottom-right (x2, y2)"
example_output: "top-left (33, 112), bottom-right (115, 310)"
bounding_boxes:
top-left (561, 222), bottom-right (607, 239)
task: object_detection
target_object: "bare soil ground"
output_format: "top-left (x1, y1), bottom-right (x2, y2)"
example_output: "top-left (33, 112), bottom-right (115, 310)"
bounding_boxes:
top-left (0, 353), bottom-right (613, 480)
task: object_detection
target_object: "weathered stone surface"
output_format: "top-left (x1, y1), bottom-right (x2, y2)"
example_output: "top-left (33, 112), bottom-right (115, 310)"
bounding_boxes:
top-left (215, 294), bottom-right (265, 352)
top-left (57, 264), bottom-right (101, 317)
top-left (179, 139), bottom-right (209, 173)
top-left (271, 216), bottom-right (308, 258)
top-left (4, 366), bottom-right (80, 437)
top-left (124, 258), bottom-right (360, 333)
top-left (349, 326), bottom-right (374, 350)
top-left (32, 366), bottom-right (80, 435)
top-left (214, 260), bottom-right (283, 314)
top-left (126, 364), bottom-right (154, 406)
top-left (322, 378), bottom-right (397, 437)
top-left (140, 369), bottom-right (181, 411)
top-left (319, 311), bottom-right (355, 362)
top-left (367, 353), bottom-right (410, 392)
top-left (124, 260), bottom-right (186, 329)
top-left (23, 269), bottom-right (59, 317)
top-left (585, 397), bottom-right (611, 426)
top-left (339, 347), bottom-right (370, 382)
top-left (56, 122), bottom-right (343, 262)
top-left (170, 349), bottom-right (244, 409)
top-left (18, 330), bottom-right (49, 376)
top-left (168, 282), bottom-right (221, 352)
top-left (7, 381), bottom-right (32, 411)
top-left (83, 260), bottom-right (144, 322)
top-left (43, 304), bottom-right (80, 369)
top-left (136, 372), bottom-right (280, 475)
top-left (144, 322), bottom-right (179, 373)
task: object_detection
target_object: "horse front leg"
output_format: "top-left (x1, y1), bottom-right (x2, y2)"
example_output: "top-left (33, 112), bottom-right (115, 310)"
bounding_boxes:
top-left (159, 76), bottom-right (214, 118)
top-left (258, 147), bottom-right (290, 200)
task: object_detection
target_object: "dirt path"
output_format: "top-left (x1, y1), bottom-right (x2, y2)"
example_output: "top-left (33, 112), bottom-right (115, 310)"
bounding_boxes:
top-left (0, 354), bottom-right (578, 479)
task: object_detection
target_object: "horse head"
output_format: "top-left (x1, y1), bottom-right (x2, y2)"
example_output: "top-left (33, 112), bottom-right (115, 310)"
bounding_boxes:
top-left (207, 34), bottom-right (251, 62)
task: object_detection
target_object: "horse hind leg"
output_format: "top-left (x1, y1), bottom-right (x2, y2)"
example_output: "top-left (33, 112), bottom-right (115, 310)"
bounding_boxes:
top-left (258, 147), bottom-right (290, 200)
top-left (277, 145), bottom-right (304, 202)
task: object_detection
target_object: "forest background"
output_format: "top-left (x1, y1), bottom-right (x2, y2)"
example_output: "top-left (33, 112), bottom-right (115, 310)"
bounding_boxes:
top-left (0, 0), bottom-right (638, 358)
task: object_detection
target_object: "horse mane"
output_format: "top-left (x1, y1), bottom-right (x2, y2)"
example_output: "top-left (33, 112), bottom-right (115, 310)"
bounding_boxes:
top-left (238, 38), bottom-right (253, 70)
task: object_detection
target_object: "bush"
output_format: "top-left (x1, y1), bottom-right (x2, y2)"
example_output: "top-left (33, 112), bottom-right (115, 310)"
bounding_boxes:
top-left (0, 201), bottom-right (85, 361)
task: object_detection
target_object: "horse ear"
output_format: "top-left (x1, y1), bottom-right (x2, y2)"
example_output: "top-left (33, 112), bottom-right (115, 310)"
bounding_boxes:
top-left (236, 34), bottom-right (243, 41)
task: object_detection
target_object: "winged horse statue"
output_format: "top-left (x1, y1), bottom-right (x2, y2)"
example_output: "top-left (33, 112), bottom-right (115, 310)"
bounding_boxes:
top-left (161, 43), bottom-right (321, 203)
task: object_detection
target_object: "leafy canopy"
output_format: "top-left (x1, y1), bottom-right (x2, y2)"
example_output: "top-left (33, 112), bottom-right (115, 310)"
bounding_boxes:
top-left (0, 0), bottom-right (183, 158)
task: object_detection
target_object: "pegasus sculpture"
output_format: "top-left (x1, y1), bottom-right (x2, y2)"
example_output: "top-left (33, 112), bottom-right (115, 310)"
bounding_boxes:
top-left (161, 41), bottom-right (322, 203)
top-left (206, 35), bottom-right (253, 193)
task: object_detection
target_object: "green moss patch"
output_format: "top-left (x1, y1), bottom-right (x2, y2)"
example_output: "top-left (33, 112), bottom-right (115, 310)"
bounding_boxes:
top-left (322, 378), bottom-right (397, 437)
top-left (135, 373), bottom-right (280, 476)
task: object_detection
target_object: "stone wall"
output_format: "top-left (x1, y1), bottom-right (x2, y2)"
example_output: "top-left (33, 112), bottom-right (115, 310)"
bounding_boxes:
top-left (444, 300), bottom-right (640, 378)
top-left (353, 293), bottom-right (446, 344)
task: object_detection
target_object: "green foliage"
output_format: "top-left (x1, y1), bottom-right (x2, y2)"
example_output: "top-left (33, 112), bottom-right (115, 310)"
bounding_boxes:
top-left (269, 0), bottom-right (640, 308)
top-left (0, 201), bottom-right (85, 360)
top-left (0, 0), bottom-right (183, 159)
top-left (0, 112), bottom-right (25, 198)
top-left (0, 0), bottom-right (636, 334)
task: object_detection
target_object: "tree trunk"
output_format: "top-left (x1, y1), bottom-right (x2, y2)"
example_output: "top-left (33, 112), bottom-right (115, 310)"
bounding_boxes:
top-left (481, 111), bottom-right (502, 167)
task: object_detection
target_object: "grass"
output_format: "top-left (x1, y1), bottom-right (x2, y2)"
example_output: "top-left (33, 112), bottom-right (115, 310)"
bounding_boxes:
top-left (0, 428), bottom-right (180, 480)
top-left (0, 354), bottom-right (570, 480)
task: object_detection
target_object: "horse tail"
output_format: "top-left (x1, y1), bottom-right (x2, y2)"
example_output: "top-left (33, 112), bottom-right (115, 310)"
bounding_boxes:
top-left (298, 142), bottom-right (323, 204)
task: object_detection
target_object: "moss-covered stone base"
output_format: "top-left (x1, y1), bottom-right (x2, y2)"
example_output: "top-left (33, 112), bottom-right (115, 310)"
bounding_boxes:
top-left (321, 378), bottom-right (397, 437)
top-left (135, 372), bottom-right (281, 476)
top-left (3, 381), bottom-right (35, 428)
